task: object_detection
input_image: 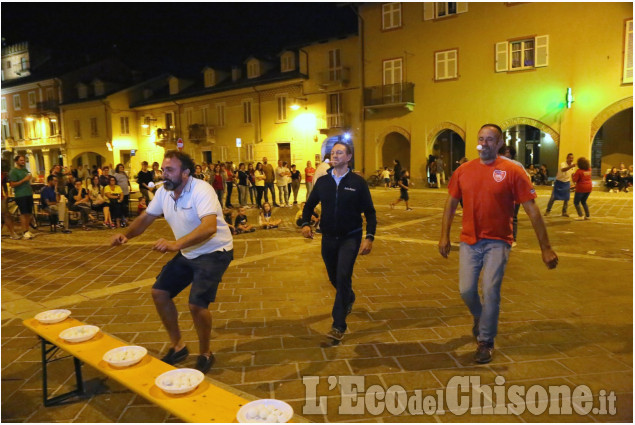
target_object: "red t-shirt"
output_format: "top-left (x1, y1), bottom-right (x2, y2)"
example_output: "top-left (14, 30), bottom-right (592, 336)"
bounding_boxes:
top-left (572, 168), bottom-right (593, 193)
top-left (305, 167), bottom-right (316, 183)
top-left (448, 157), bottom-right (537, 245)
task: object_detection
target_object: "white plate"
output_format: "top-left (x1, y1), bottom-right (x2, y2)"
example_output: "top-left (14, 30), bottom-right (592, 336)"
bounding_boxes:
top-left (58, 325), bottom-right (99, 343)
top-left (237, 399), bottom-right (294, 423)
top-left (103, 345), bottom-right (147, 367)
top-left (155, 368), bottom-right (204, 395)
top-left (35, 309), bottom-right (71, 324)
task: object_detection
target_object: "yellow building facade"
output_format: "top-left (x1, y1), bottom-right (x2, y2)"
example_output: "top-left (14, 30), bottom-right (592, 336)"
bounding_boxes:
top-left (359, 2), bottom-right (633, 182)
top-left (131, 35), bottom-right (361, 176)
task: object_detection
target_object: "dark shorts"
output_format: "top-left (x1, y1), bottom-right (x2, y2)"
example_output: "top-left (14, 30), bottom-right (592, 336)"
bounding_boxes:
top-left (384, 178), bottom-right (390, 184)
top-left (153, 249), bottom-right (233, 308)
top-left (400, 189), bottom-right (409, 201)
top-left (15, 195), bottom-right (33, 215)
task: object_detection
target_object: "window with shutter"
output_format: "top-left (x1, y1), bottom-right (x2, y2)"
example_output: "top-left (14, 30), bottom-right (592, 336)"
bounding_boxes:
top-left (496, 35), bottom-right (548, 72)
top-left (495, 42), bottom-right (509, 72)
top-left (623, 19), bottom-right (633, 84)
top-left (435, 49), bottom-right (458, 80)
top-left (424, 2), bottom-right (468, 20)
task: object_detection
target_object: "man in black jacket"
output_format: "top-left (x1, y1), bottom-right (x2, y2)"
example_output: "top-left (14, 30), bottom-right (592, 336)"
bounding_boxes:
top-left (301, 142), bottom-right (376, 343)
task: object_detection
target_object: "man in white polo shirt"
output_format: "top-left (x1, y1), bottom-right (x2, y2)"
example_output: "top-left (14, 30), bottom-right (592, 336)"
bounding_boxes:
top-left (111, 151), bottom-right (233, 374)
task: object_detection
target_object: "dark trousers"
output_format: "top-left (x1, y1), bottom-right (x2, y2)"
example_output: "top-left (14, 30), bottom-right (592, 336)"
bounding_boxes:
top-left (574, 192), bottom-right (591, 217)
top-left (264, 182), bottom-right (276, 205)
top-left (255, 186), bottom-right (264, 208)
top-left (225, 182), bottom-right (233, 207)
top-left (321, 234), bottom-right (362, 332)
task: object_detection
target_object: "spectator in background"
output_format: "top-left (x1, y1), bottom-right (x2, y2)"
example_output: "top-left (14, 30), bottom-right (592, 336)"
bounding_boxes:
top-left (137, 196), bottom-right (147, 215)
top-left (1, 161), bottom-right (20, 239)
top-left (193, 165), bottom-right (205, 180)
top-left (211, 164), bottom-right (224, 203)
top-left (104, 175), bottom-right (124, 228)
top-left (290, 164), bottom-right (301, 205)
top-left (68, 180), bottom-right (93, 230)
top-left (605, 167), bottom-right (621, 193)
top-left (224, 162), bottom-right (235, 208)
top-left (113, 163), bottom-right (130, 226)
top-left (535, 164), bottom-right (549, 186)
top-left (618, 162), bottom-right (630, 192)
top-left (247, 163), bottom-right (256, 206)
top-left (381, 167), bottom-right (391, 189)
top-left (137, 161), bottom-right (155, 204)
top-left (500, 145), bottom-right (529, 247)
top-left (393, 159), bottom-right (402, 188)
top-left (40, 175), bottom-right (71, 233)
top-left (276, 160), bottom-right (290, 207)
top-left (625, 165), bottom-right (634, 189)
top-left (435, 155), bottom-right (446, 187)
top-left (9, 155), bottom-right (36, 240)
top-left (262, 157), bottom-right (278, 207)
top-left (259, 202), bottom-right (281, 229)
top-left (99, 166), bottom-right (111, 187)
top-left (234, 206), bottom-right (255, 233)
top-left (254, 162), bottom-right (266, 208)
top-left (428, 158), bottom-right (438, 188)
top-left (237, 163), bottom-right (249, 207)
top-left (313, 153), bottom-right (331, 184)
top-left (89, 175), bottom-right (112, 228)
top-left (572, 157), bottom-right (593, 220)
top-left (152, 161), bottom-right (163, 183)
top-left (527, 164), bottom-right (537, 183)
top-left (77, 165), bottom-right (90, 186)
top-left (305, 160), bottom-right (316, 201)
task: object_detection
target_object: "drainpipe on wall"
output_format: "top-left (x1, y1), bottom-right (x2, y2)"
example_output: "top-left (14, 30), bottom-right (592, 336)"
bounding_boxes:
top-left (252, 86), bottom-right (262, 146)
top-left (352, 5), bottom-right (366, 175)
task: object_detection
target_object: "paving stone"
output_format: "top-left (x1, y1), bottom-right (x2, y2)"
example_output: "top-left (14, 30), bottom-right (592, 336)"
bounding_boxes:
top-left (2, 188), bottom-right (632, 422)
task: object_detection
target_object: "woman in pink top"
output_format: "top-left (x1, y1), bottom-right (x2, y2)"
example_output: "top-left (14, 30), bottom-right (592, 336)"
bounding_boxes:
top-left (572, 157), bottom-right (592, 220)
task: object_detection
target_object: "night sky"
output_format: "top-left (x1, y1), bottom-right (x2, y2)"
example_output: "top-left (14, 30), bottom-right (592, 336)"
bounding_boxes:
top-left (2, 3), bottom-right (358, 75)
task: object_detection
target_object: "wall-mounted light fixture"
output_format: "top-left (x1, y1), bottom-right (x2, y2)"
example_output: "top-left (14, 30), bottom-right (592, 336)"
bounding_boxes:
top-left (106, 142), bottom-right (113, 151)
top-left (566, 88), bottom-right (574, 108)
top-left (290, 97), bottom-right (307, 110)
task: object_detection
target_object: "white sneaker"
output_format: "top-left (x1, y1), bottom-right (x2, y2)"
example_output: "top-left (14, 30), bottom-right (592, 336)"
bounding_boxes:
top-left (22, 231), bottom-right (34, 240)
top-left (574, 216), bottom-right (585, 221)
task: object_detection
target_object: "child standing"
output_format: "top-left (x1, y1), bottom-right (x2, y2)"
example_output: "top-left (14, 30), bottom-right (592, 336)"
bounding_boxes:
top-left (381, 167), bottom-right (391, 189)
top-left (390, 170), bottom-right (413, 210)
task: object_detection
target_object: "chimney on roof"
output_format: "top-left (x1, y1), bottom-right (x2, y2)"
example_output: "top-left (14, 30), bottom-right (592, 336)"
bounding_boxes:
top-left (231, 66), bottom-right (242, 82)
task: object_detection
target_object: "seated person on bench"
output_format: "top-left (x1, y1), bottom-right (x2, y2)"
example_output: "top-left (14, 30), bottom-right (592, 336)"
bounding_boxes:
top-left (40, 175), bottom-right (71, 233)
top-left (68, 180), bottom-right (94, 230)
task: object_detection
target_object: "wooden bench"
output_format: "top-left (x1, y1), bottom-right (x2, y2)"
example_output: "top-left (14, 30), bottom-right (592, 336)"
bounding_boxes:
top-left (23, 317), bottom-right (268, 422)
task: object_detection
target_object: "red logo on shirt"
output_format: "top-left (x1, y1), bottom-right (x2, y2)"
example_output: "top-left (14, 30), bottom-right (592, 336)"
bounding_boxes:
top-left (493, 170), bottom-right (507, 182)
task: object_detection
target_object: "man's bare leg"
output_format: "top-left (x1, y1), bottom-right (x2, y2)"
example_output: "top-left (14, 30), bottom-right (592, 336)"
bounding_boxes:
top-left (152, 289), bottom-right (185, 350)
top-left (189, 304), bottom-right (211, 356)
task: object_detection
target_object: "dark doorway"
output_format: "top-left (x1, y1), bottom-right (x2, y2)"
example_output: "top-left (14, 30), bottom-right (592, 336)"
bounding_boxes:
top-left (277, 143), bottom-right (291, 165)
top-left (591, 107), bottom-right (633, 178)
top-left (433, 130), bottom-right (465, 176)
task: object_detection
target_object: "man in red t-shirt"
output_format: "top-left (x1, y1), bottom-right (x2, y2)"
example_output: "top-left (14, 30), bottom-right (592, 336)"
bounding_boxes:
top-left (304, 160), bottom-right (316, 201)
top-left (438, 124), bottom-right (558, 364)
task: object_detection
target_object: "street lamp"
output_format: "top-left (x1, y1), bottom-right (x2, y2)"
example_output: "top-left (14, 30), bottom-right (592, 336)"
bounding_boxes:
top-left (290, 97), bottom-right (307, 110)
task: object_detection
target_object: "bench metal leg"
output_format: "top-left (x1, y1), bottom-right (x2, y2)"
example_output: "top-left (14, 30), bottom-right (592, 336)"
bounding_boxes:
top-left (40, 337), bottom-right (85, 407)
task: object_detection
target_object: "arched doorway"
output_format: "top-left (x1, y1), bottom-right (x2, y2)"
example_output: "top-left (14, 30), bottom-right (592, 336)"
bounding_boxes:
top-left (72, 152), bottom-right (108, 170)
top-left (381, 132), bottom-right (410, 173)
top-left (503, 125), bottom-right (558, 175)
top-left (591, 107), bottom-right (633, 178)
top-left (432, 129), bottom-right (465, 176)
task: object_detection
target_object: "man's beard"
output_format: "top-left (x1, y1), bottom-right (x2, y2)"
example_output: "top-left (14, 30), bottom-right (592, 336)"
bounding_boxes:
top-left (163, 177), bottom-right (181, 191)
top-left (478, 148), bottom-right (497, 162)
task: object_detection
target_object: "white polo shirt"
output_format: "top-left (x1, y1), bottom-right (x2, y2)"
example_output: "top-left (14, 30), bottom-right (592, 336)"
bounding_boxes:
top-left (146, 176), bottom-right (233, 259)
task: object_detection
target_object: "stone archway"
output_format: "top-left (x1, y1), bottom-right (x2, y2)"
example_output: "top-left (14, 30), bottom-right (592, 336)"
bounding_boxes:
top-left (376, 126), bottom-right (410, 173)
top-left (590, 97), bottom-right (633, 142)
top-left (500, 118), bottom-right (560, 147)
top-left (427, 122), bottom-right (466, 152)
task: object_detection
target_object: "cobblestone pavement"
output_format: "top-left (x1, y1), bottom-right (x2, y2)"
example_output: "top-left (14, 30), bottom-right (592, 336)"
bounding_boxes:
top-left (1, 186), bottom-right (632, 422)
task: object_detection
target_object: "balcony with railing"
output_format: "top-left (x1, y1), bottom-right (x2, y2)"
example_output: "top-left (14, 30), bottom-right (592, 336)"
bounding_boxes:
top-left (363, 82), bottom-right (415, 113)
top-left (188, 124), bottom-right (215, 144)
top-left (37, 100), bottom-right (59, 113)
top-left (317, 67), bottom-right (351, 89)
top-left (318, 113), bottom-right (348, 134)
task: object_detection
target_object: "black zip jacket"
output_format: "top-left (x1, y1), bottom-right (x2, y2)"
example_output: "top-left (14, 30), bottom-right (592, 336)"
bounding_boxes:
top-left (301, 168), bottom-right (376, 240)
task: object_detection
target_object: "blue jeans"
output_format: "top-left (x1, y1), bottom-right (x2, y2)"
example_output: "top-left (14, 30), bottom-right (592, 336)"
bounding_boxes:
top-left (321, 234), bottom-right (361, 332)
top-left (573, 192), bottom-right (590, 217)
top-left (459, 239), bottom-right (510, 344)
